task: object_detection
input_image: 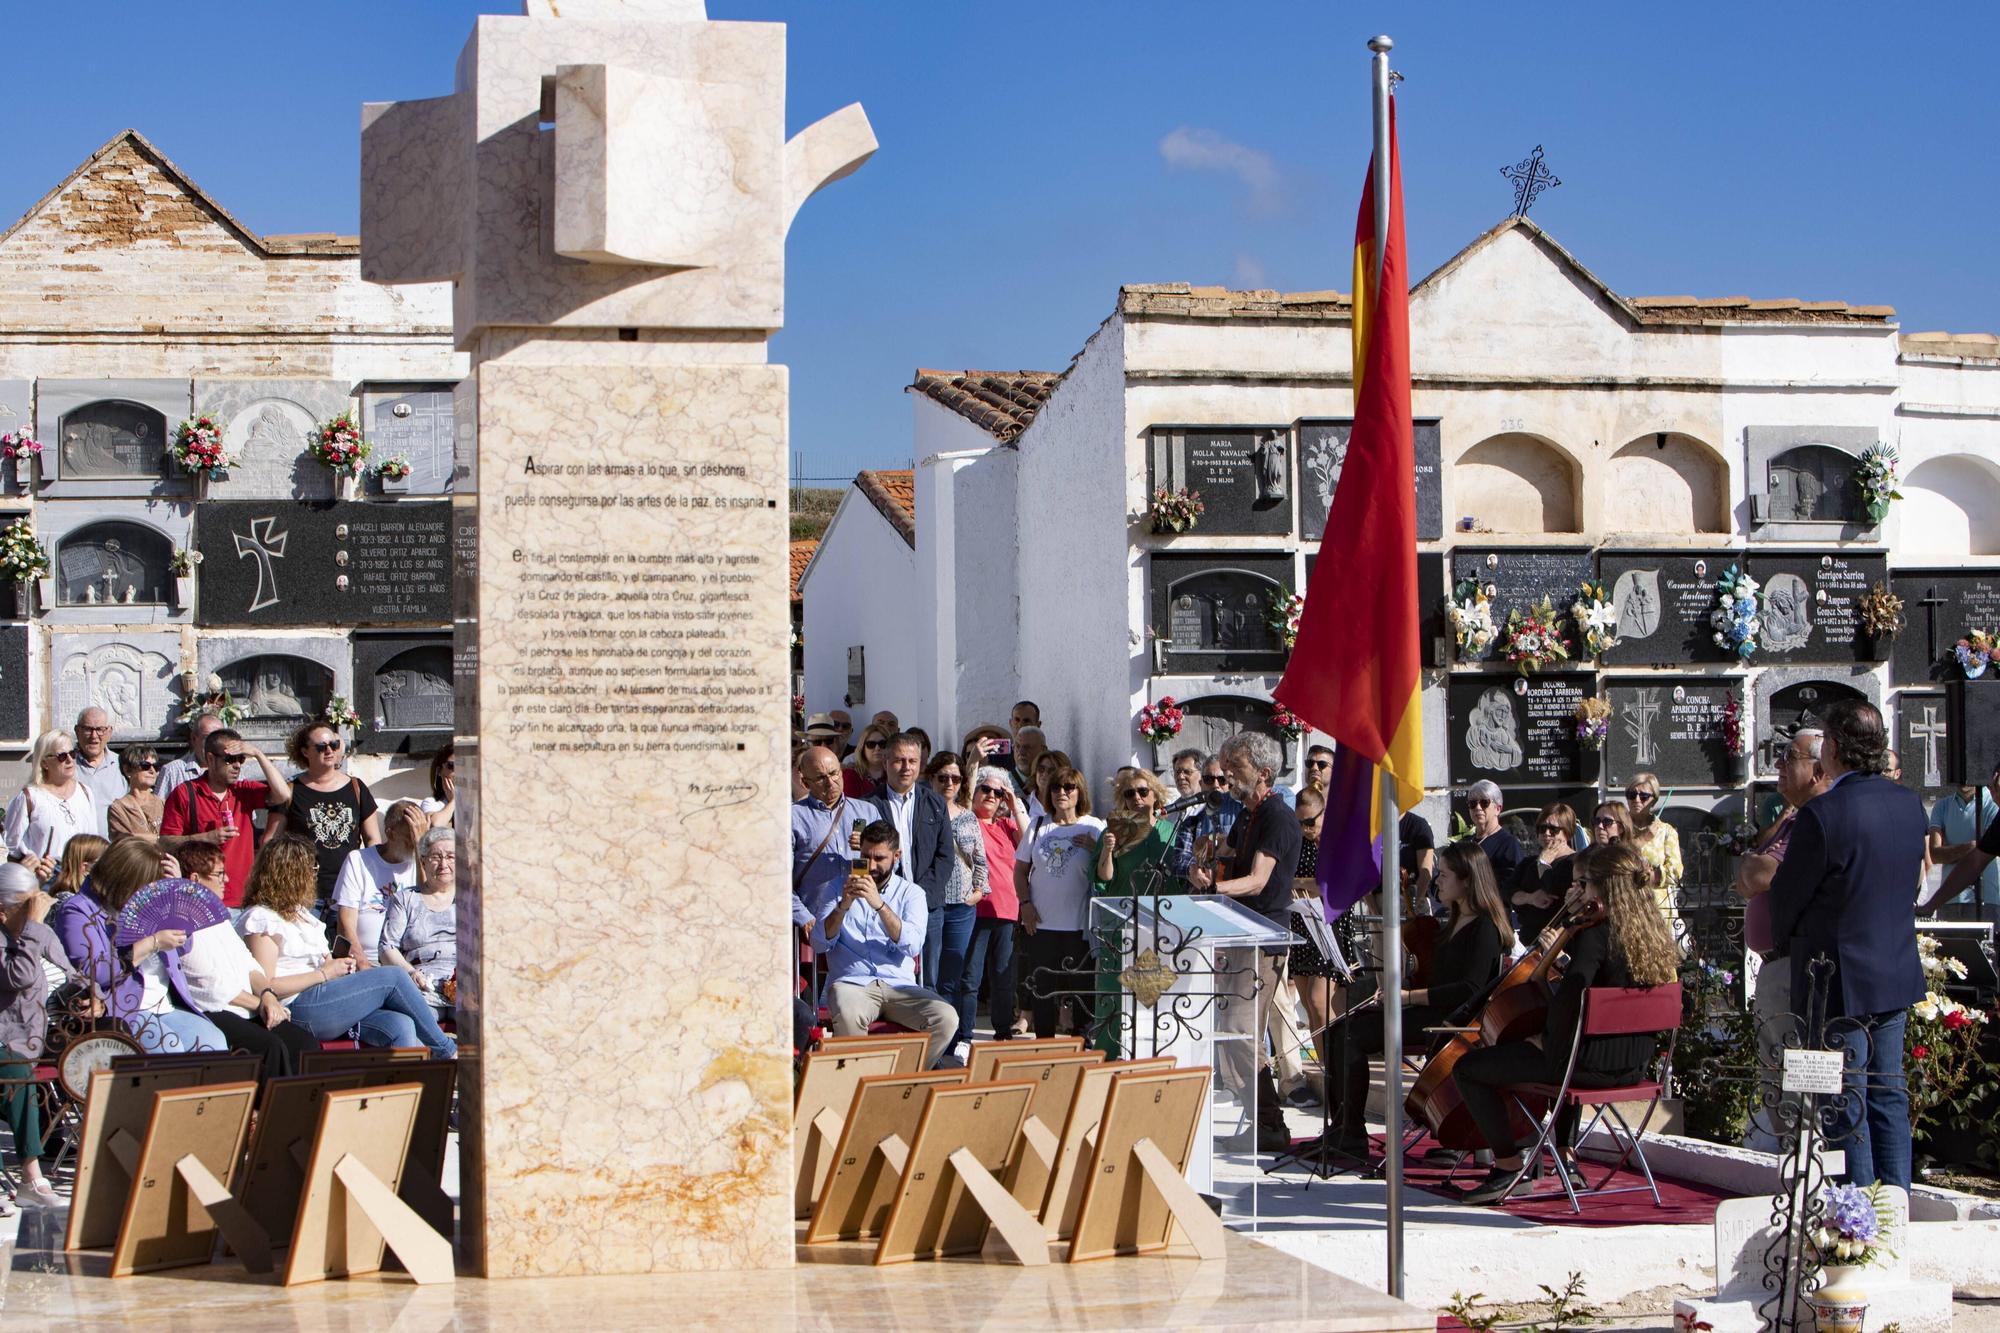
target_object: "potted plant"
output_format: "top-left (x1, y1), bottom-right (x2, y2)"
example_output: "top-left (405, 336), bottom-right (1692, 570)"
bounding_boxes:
top-left (1446, 577), bottom-right (1497, 662)
top-left (169, 413), bottom-right (236, 496)
top-left (1499, 596), bottom-right (1571, 676)
top-left (1136, 695), bottom-right (1184, 747)
top-left (1856, 443), bottom-right (1901, 526)
top-left (374, 453), bottom-right (413, 494)
top-left (1806, 1181), bottom-right (1896, 1331)
top-left (1572, 696), bottom-right (1612, 752)
top-left (309, 410), bottom-right (371, 499)
top-left (1569, 579), bottom-right (1620, 660)
top-left (1709, 565), bottom-right (1762, 662)
top-left (1266, 590), bottom-right (1303, 651)
top-left (1955, 629), bottom-right (1995, 680)
top-left (1, 429), bottom-right (43, 493)
top-left (1147, 486), bottom-right (1203, 535)
top-left (1, 516), bottom-right (50, 616)
top-left (170, 548), bottom-right (202, 610)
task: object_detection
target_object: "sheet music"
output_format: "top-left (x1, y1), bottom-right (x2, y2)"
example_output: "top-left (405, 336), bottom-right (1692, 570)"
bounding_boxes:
top-left (1294, 906), bottom-right (1352, 982)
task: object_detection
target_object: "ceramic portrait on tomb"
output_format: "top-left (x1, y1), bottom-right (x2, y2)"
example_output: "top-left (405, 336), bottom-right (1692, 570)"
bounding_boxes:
top-left (1466, 686), bottom-right (1524, 772)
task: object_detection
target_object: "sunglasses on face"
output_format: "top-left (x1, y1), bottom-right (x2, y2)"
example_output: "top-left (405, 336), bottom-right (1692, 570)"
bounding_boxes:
top-left (1625, 790), bottom-right (1654, 803)
top-left (975, 785), bottom-right (1010, 799)
top-left (134, 761), bottom-right (160, 771)
top-left (863, 739), bottom-right (884, 750)
top-left (1538, 823), bottom-right (1564, 835)
top-left (1055, 782), bottom-right (1079, 793)
top-left (1593, 817), bottom-right (1618, 829)
top-left (312, 738), bottom-right (343, 753)
top-left (1469, 798), bottom-right (1494, 809)
top-left (1308, 759), bottom-right (1331, 770)
top-left (49, 751), bottom-right (77, 764)
top-left (934, 772), bottom-right (961, 785)
top-left (215, 752), bottom-right (247, 766)
top-left (1202, 775), bottom-right (1228, 786)
top-left (1124, 787), bottom-right (1153, 799)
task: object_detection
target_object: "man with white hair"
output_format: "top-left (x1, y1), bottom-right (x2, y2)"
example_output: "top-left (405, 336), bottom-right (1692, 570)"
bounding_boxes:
top-left (71, 707), bottom-right (128, 837)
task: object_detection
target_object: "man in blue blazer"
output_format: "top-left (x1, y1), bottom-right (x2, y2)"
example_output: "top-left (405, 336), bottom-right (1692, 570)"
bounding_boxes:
top-left (1768, 699), bottom-right (1927, 1190)
top-left (871, 733), bottom-right (959, 990)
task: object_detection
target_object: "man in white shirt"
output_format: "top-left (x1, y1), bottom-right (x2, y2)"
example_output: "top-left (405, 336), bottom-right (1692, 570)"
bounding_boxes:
top-left (157, 710), bottom-right (224, 806)
top-left (71, 707), bottom-right (127, 836)
top-left (813, 820), bottom-right (957, 1067)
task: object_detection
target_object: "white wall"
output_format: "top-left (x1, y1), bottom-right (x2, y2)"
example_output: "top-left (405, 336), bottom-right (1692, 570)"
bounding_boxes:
top-left (798, 489), bottom-right (923, 724)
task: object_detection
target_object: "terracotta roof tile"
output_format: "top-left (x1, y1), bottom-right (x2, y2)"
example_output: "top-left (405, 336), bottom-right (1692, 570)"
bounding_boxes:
top-left (907, 369), bottom-right (1060, 442)
top-left (1901, 331), bottom-right (2000, 360)
top-left (788, 540), bottom-right (817, 602)
top-left (855, 469), bottom-right (915, 548)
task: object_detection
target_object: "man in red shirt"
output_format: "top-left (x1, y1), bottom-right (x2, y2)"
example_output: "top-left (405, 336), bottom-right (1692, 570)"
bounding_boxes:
top-left (160, 727), bottom-right (292, 908)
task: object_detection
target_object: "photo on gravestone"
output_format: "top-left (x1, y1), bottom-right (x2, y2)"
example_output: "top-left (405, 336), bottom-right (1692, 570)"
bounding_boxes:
top-left (363, 385), bottom-right (456, 496)
top-left (1448, 547), bottom-right (1594, 643)
top-left (1947, 680), bottom-right (2000, 790)
top-left (355, 632), bottom-right (454, 754)
top-left (1150, 552), bottom-right (1293, 674)
top-left (1146, 427), bottom-right (1291, 536)
top-left (1742, 552), bottom-right (1887, 665)
top-left (1305, 548), bottom-right (1447, 668)
top-left (1897, 690), bottom-right (1951, 793)
top-left (1446, 672), bottom-right (1596, 787)
top-left (192, 501), bottom-right (450, 627)
top-left (53, 521), bottom-right (173, 607)
top-left (0, 624), bottom-right (28, 739)
top-left (1890, 569), bottom-right (2000, 686)
top-left (1597, 550), bottom-right (1740, 666)
top-left (1603, 678), bottom-right (1737, 788)
top-left (1296, 418), bottom-right (1443, 543)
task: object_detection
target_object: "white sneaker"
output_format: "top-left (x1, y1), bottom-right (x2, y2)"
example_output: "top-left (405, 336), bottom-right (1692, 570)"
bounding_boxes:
top-left (20, 1179), bottom-right (61, 1208)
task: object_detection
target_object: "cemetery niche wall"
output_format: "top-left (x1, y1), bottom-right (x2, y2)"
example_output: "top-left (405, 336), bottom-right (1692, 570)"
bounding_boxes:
top-left (1147, 426), bottom-right (1292, 537)
top-left (1149, 552), bottom-right (1293, 675)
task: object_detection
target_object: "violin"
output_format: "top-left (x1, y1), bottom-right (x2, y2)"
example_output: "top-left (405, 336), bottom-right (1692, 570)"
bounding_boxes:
top-left (1402, 896), bottom-right (1607, 1151)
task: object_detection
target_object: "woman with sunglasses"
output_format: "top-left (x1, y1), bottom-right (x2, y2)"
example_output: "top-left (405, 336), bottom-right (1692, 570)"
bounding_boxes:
top-left (1016, 765), bottom-right (1103, 1039)
top-left (922, 750), bottom-right (986, 1008)
top-left (4, 730), bottom-right (97, 884)
top-left (1623, 773), bottom-right (1683, 923)
top-left (104, 746), bottom-right (196, 851)
top-left (958, 766), bottom-right (1025, 1048)
top-left (425, 744), bottom-right (456, 830)
top-left (1088, 768), bottom-right (1177, 1054)
top-left (1509, 802), bottom-right (1578, 940)
top-left (277, 721), bottom-right (383, 916)
top-left (843, 722), bottom-right (895, 799)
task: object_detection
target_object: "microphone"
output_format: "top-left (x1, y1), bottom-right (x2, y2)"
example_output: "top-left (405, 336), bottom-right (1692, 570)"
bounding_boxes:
top-left (1161, 790), bottom-right (1225, 816)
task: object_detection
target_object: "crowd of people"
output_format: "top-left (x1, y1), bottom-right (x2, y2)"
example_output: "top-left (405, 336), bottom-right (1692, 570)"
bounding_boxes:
top-left (0, 708), bottom-right (460, 1212)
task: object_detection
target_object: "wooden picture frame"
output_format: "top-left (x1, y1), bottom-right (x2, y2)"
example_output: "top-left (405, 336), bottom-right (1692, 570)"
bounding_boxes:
top-left (297, 1047), bottom-right (430, 1077)
top-left (237, 1073), bottom-right (369, 1249)
top-left (872, 1080), bottom-right (1044, 1267)
top-left (986, 1049), bottom-right (1105, 1216)
top-left (1041, 1057), bottom-right (1176, 1240)
top-left (107, 1051), bottom-right (262, 1086)
top-left (66, 1065), bottom-right (213, 1252)
top-left (801, 1070), bottom-right (966, 1244)
top-left (964, 1036), bottom-right (1081, 1084)
top-left (283, 1083), bottom-right (452, 1286)
top-left (792, 1047), bottom-right (903, 1216)
top-left (351, 1059), bottom-right (458, 1236)
top-left (1067, 1066), bottom-right (1220, 1264)
top-left (108, 1082), bottom-right (261, 1277)
top-left (812, 1031), bottom-right (930, 1074)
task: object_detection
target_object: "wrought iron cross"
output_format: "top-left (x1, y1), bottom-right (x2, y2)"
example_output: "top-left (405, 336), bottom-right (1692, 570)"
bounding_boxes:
top-left (1918, 585), bottom-right (1948, 667)
top-left (232, 516), bottom-right (289, 614)
top-left (1501, 144), bottom-right (1561, 216)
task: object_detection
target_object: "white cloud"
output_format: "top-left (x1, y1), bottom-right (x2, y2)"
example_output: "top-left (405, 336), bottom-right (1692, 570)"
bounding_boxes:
top-left (1233, 253), bottom-right (1269, 288)
top-left (1158, 125), bottom-right (1285, 216)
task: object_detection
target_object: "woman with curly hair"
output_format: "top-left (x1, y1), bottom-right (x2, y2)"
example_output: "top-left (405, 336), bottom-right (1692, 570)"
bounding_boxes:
top-left (1453, 839), bottom-right (1680, 1203)
top-left (237, 834), bottom-right (455, 1058)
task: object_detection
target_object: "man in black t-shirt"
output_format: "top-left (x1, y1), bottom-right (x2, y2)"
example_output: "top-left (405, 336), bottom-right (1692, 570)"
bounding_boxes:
top-left (1399, 809), bottom-right (1438, 910)
top-left (1188, 731), bottom-right (1300, 1150)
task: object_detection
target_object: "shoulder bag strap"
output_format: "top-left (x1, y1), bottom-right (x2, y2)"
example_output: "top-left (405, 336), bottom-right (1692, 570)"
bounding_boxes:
top-left (793, 800), bottom-right (847, 891)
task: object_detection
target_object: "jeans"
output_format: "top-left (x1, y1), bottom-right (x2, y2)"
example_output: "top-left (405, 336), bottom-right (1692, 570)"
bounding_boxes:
top-left (956, 916), bottom-right (1018, 1044)
top-left (131, 1008), bottom-right (228, 1055)
top-left (286, 968), bottom-right (458, 1060)
top-left (1743, 956), bottom-right (1795, 1154)
top-left (1831, 1009), bottom-right (1910, 1192)
top-left (927, 902), bottom-right (976, 1012)
top-left (1020, 928), bottom-right (1090, 1039)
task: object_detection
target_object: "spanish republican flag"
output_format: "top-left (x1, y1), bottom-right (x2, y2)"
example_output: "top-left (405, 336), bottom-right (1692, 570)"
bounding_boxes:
top-left (1274, 97), bottom-right (1423, 917)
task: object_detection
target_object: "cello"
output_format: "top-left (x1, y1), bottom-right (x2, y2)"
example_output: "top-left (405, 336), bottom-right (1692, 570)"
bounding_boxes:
top-left (1402, 897), bottom-right (1606, 1151)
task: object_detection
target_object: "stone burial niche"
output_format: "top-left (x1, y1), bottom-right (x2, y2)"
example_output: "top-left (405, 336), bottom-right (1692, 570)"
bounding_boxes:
top-left (354, 632), bottom-right (453, 753)
top-left (54, 520), bottom-right (173, 607)
top-left (1149, 553), bottom-right (1294, 675)
top-left (34, 379), bottom-right (191, 494)
top-left (1745, 424), bottom-right (1878, 539)
top-left (196, 636), bottom-right (353, 752)
top-left (57, 400), bottom-right (169, 480)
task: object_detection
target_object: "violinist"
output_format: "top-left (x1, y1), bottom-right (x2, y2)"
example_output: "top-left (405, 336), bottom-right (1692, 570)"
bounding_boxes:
top-left (1453, 840), bottom-right (1679, 1204)
top-left (1305, 841), bottom-right (1514, 1156)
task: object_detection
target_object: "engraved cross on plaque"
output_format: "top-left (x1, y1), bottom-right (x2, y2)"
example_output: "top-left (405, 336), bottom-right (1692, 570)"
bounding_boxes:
top-left (1624, 688), bottom-right (1662, 766)
top-left (232, 516), bottom-right (289, 614)
top-left (1909, 705), bottom-right (1947, 789)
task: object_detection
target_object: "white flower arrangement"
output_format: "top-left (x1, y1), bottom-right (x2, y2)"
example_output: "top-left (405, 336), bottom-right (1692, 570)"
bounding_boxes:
top-left (1447, 577), bottom-right (1497, 660)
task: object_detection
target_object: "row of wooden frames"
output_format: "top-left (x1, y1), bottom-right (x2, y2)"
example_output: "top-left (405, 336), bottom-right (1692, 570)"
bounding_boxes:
top-left (793, 1034), bottom-right (1224, 1267)
top-left (61, 1047), bottom-right (455, 1286)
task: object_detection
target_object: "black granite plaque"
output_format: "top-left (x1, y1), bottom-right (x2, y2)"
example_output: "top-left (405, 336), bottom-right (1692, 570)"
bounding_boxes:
top-left (1171, 694), bottom-right (1284, 763)
top-left (1603, 677), bottom-right (1737, 788)
top-left (1765, 444), bottom-right (1863, 524)
top-left (1598, 550), bottom-right (1740, 667)
top-left (1298, 418), bottom-right (1443, 543)
top-left (1897, 689), bottom-right (1952, 793)
top-left (1449, 548), bottom-right (1595, 646)
top-left (1152, 552), bottom-right (1292, 674)
top-left (193, 501), bottom-right (451, 627)
top-left (1948, 680), bottom-right (2000, 787)
top-left (0, 623), bottom-right (27, 738)
top-left (1148, 427), bottom-right (1291, 536)
top-left (1743, 552), bottom-right (1888, 665)
top-left (355, 631), bottom-right (453, 754)
top-left (1447, 672), bottom-right (1597, 787)
top-left (1891, 569), bottom-right (2000, 686)
top-left (1306, 549), bottom-right (1446, 668)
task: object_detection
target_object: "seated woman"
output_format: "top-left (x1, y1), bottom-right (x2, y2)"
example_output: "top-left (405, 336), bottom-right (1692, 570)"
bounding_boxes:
top-left (1312, 841), bottom-right (1515, 1155)
top-left (1452, 840), bottom-right (1680, 1204)
top-left (380, 829), bottom-right (457, 1015)
top-left (1509, 802), bottom-right (1578, 940)
top-left (238, 835), bottom-right (456, 1060)
top-left (49, 839), bottom-right (228, 1056)
top-left (0, 863), bottom-right (75, 1209)
top-left (48, 834), bottom-right (107, 908)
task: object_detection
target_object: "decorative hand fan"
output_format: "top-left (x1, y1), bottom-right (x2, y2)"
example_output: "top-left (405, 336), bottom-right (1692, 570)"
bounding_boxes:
top-left (112, 878), bottom-right (232, 950)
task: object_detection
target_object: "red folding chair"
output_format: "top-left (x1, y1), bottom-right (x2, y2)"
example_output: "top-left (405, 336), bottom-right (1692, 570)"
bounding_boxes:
top-left (1500, 982), bottom-right (1681, 1214)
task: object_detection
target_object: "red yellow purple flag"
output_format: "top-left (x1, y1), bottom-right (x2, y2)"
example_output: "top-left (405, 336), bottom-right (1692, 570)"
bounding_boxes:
top-left (1273, 96), bottom-right (1422, 917)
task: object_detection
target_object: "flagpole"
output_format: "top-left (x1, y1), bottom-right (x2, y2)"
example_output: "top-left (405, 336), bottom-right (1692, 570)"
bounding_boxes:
top-left (1366, 31), bottom-right (1406, 1304)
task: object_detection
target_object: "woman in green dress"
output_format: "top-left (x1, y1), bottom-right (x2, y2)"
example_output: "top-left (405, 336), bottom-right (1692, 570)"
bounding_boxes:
top-left (1089, 767), bottom-right (1176, 1055)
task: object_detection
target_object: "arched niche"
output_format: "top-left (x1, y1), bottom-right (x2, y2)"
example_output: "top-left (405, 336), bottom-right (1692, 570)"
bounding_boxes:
top-left (215, 653), bottom-right (335, 747)
top-left (1167, 694), bottom-right (1283, 764)
top-left (1900, 454), bottom-right (2000, 557)
top-left (1453, 433), bottom-right (1579, 533)
top-left (1603, 433), bottom-right (1728, 533)
top-left (58, 399), bottom-right (168, 479)
top-left (54, 520), bottom-right (172, 607)
top-left (373, 644), bottom-right (454, 733)
top-left (1765, 444), bottom-right (1860, 523)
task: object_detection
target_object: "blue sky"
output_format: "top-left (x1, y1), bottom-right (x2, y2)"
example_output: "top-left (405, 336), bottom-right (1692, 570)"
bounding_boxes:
top-left (5, 3), bottom-right (1997, 480)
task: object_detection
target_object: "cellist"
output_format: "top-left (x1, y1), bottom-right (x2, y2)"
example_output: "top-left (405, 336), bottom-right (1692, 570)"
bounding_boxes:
top-left (1452, 840), bottom-right (1679, 1204)
top-left (1301, 841), bottom-right (1514, 1157)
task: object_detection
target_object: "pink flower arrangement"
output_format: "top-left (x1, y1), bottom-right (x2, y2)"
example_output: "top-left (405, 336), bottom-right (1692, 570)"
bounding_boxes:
top-left (170, 414), bottom-right (236, 479)
top-left (309, 410), bottom-right (372, 478)
top-left (1137, 695), bottom-right (1185, 745)
top-left (1270, 703), bottom-right (1307, 741)
top-left (0, 429), bottom-right (43, 460)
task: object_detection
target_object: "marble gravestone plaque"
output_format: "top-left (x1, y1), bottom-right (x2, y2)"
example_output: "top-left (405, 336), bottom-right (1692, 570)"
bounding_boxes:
top-left (1743, 551), bottom-right (1888, 665)
top-left (0, 624), bottom-right (27, 739)
top-left (34, 378), bottom-right (188, 493)
top-left (195, 379), bottom-right (352, 501)
top-left (363, 384), bottom-right (457, 496)
top-left (51, 631), bottom-right (181, 742)
top-left (195, 634), bottom-right (352, 752)
top-left (1151, 552), bottom-right (1293, 674)
top-left (1305, 549), bottom-right (1445, 668)
top-left (1449, 548), bottom-right (1595, 654)
top-left (1447, 672), bottom-right (1596, 787)
top-left (1948, 681), bottom-right (2000, 787)
top-left (1604, 678), bottom-right (1738, 788)
top-left (192, 501), bottom-right (450, 626)
top-left (1597, 550), bottom-right (1739, 666)
top-left (1891, 569), bottom-right (2000, 686)
top-left (1147, 427), bottom-right (1291, 536)
top-left (354, 631), bottom-right (453, 753)
top-left (1297, 418), bottom-right (1443, 543)
top-left (1898, 690), bottom-right (1952, 793)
